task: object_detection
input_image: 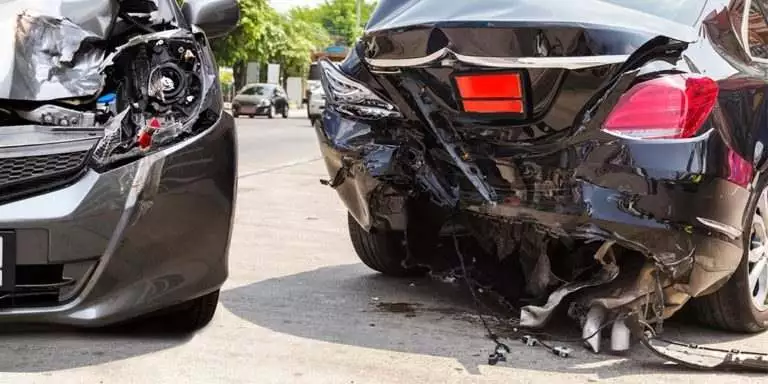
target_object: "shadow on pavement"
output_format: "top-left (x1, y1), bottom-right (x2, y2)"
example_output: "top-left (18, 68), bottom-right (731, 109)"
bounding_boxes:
top-left (221, 263), bottom-right (763, 380)
top-left (0, 317), bottom-right (193, 372)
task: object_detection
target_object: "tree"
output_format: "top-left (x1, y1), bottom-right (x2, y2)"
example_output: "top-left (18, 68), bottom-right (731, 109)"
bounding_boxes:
top-left (293, 0), bottom-right (377, 46)
top-left (209, 0), bottom-right (286, 89)
top-left (275, 11), bottom-right (331, 78)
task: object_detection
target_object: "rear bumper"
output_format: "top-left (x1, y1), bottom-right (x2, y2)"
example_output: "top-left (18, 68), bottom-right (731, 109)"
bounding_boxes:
top-left (0, 112), bottom-right (237, 326)
top-left (315, 109), bottom-right (749, 297)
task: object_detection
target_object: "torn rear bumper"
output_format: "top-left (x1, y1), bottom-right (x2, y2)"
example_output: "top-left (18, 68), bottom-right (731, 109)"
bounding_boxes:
top-left (317, 108), bottom-right (749, 310)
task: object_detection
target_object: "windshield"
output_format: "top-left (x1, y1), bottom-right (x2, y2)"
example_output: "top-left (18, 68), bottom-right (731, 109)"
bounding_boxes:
top-left (253, 85), bottom-right (274, 96)
top-left (600, 0), bottom-right (706, 25)
top-left (241, 85), bottom-right (274, 96)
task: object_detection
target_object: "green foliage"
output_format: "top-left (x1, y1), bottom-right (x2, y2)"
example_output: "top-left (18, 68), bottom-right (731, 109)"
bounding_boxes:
top-left (274, 16), bottom-right (331, 77)
top-left (177, 0), bottom-right (374, 87)
top-left (293, 0), bottom-right (376, 46)
top-left (209, 0), bottom-right (282, 67)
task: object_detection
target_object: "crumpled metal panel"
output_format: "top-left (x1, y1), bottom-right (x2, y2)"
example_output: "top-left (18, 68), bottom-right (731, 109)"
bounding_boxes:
top-left (0, 0), bottom-right (184, 101)
top-left (7, 11), bottom-right (105, 101)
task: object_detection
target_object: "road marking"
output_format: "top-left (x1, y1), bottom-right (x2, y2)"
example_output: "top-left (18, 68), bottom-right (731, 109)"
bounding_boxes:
top-left (237, 157), bottom-right (322, 179)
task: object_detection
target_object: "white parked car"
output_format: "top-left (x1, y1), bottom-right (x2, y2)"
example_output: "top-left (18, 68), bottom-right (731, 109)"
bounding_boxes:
top-left (307, 85), bottom-right (325, 126)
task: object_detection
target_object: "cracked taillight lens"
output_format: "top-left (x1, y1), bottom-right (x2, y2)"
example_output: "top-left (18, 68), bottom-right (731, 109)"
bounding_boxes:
top-left (603, 74), bottom-right (719, 140)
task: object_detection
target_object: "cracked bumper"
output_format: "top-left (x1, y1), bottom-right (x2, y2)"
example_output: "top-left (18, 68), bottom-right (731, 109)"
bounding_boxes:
top-left (317, 109), bottom-right (749, 305)
top-left (0, 112), bottom-right (237, 326)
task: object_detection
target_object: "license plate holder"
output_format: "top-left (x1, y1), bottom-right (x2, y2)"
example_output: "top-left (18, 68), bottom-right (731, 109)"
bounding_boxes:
top-left (0, 231), bottom-right (16, 292)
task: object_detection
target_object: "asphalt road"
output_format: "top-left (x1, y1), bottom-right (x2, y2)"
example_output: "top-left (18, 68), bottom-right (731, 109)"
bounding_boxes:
top-left (0, 111), bottom-right (766, 383)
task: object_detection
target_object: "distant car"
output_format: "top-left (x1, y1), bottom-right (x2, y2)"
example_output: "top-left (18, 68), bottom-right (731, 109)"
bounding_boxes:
top-left (232, 83), bottom-right (289, 118)
top-left (303, 62), bottom-right (322, 104)
top-left (307, 85), bottom-right (325, 126)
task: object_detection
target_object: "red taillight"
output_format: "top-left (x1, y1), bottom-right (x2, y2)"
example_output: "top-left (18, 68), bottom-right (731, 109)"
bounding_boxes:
top-left (455, 73), bottom-right (525, 114)
top-left (602, 74), bottom-right (719, 139)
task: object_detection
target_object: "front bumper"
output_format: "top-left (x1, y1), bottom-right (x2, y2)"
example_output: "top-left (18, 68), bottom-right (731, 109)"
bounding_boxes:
top-left (0, 112), bottom-right (237, 326)
top-left (234, 104), bottom-right (271, 115)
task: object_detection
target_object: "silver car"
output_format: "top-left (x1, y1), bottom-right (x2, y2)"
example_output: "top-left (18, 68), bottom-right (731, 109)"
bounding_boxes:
top-left (0, 0), bottom-right (239, 331)
top-left (307, 85), bottom-right (325, 126)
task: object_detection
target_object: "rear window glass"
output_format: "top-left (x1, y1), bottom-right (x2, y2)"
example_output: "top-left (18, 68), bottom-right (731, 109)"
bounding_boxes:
top-left (602, 0), bottom-right (706, 25)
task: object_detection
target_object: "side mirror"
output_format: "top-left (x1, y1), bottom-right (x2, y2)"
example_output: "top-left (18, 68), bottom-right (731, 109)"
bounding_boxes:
top-left (181, 0), bottom-right (240, 39)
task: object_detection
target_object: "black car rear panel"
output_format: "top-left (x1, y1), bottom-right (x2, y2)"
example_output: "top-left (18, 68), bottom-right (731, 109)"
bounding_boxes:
top-left (316, 0), bottom-right (756, 348)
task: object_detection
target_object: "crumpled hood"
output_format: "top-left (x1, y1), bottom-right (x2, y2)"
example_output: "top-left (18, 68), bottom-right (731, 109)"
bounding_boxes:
top-left (365, 0), bottom-right (699, 43)
top-left (0, 0), bottom-right (184, 101)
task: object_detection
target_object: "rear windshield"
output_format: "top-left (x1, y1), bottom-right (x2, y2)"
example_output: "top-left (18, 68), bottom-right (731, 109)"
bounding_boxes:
top-left (602, 0), bottom-right (706, 26)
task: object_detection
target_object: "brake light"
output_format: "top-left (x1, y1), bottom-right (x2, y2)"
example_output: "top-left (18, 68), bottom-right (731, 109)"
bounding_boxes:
top-left (602, 74), bottom-right (719, 139)
top-left (455, 73), bottom-right (525, 114)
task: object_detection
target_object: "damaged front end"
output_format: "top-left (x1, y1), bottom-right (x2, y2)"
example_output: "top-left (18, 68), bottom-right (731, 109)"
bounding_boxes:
top-left (0, 0), bottom-right (223, 189)
top-left (315, 0), bottom-right (763, 362)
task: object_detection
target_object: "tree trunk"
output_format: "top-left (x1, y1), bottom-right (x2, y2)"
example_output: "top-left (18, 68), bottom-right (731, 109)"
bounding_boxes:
top-left (233, 60), bottom-right (247, 91)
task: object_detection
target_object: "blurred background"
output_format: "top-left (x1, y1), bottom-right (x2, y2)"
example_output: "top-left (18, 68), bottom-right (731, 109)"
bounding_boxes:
top-left (199, 0), bottom-right (377, 107)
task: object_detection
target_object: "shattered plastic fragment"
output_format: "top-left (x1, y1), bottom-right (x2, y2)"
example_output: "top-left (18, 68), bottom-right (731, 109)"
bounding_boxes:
top-left (520, 242), bottom-right (619, 328)
top-left (91, 109), bottom-right (130, 162)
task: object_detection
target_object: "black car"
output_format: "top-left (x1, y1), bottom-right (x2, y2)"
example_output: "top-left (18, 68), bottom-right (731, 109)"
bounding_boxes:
top-left (315, 0), bottom-right (768, 354)
top-left (232, 83), bottom-right (290, 118)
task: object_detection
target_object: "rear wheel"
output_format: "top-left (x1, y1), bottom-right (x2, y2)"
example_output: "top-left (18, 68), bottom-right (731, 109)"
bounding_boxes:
top-left (695, 191), bottom-right (768, 332)
top-left (268, 105), bottom-right (275, 119)
top-left (282, 106), bottom-right (289, 118)
top-left (347, 213), bottom-right (426, 277)
top-left (161, 290), bottom-right (220, 333)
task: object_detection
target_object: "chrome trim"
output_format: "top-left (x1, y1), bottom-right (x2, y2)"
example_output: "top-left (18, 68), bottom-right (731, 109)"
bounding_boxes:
top-left (453, 53), bottom-right (630, 69)
top-left (365, 48), bottom-right (449, 67)
top-left (697, 217), bottom-right (741, 240)
top-left (365, 47), bottom-right (629, 69)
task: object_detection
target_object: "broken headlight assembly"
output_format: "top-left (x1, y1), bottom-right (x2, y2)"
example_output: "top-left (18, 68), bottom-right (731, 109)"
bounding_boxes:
top-left (318, 59), bottom-right (400, 119)
top-left (90, 30), bottom-right (220, 169)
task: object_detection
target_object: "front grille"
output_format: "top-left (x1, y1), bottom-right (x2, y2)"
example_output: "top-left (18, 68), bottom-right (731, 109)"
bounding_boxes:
top-left (0, 151), bottom-right (89, 201)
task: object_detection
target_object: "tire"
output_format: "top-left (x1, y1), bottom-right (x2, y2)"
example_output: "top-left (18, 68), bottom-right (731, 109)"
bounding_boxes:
top-left (249, 114), bottom-right (255, 118)
top-left (232, 106), bottom-right (239, 118)
top-left (162, 290), bottom-right (220, 333)
top-left (347, 212), bottom-right (426, 277)
top-left (694, 191), bottom-right (768, 332)
top-left (282, 106), bottom-right (289, 118)
top-left (268, 105), bottom-right (275, 119)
